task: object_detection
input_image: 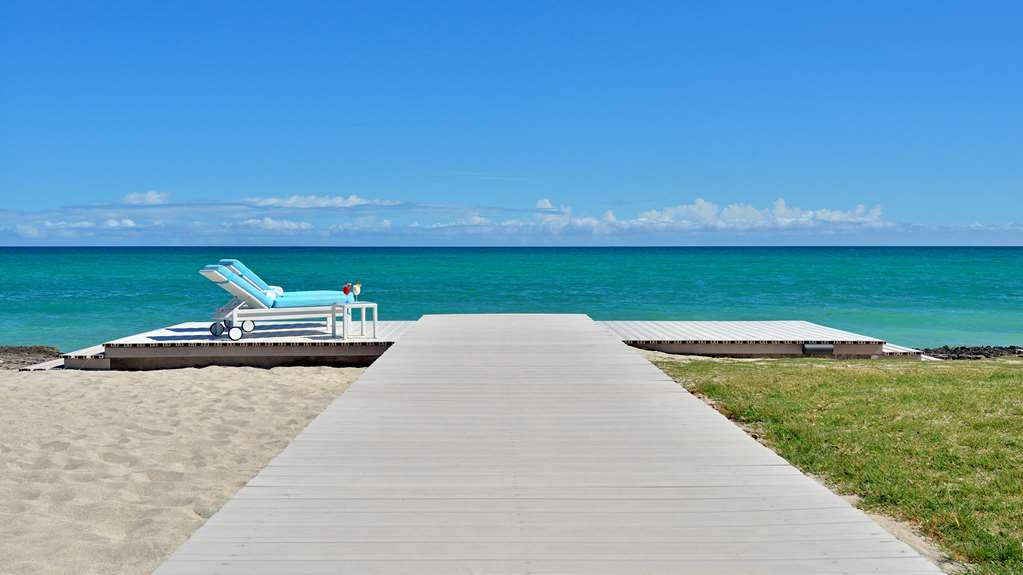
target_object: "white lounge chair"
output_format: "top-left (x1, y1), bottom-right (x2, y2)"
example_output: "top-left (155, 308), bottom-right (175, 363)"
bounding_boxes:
top-left (199, 263), bottom-right (352, 340)
top-left (218, 259), bottom-right (338, 300)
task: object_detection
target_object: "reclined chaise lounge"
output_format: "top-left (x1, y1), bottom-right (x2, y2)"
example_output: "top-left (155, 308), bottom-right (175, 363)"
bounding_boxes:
top-left (217, 259), bottom-right (340, 301)
top-left (199, 261), bottom-right (352, 340)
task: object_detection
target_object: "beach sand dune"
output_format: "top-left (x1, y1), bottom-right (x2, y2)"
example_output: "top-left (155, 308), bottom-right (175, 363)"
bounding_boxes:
top-left (0, 366), bottom-right (362, 575)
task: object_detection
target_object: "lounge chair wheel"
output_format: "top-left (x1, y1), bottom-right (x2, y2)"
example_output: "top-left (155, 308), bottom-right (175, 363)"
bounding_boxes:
top-left (227, 327), bottom-right (243, 341)
top-left (223, 319), bottom-right (234, 329)
top-left (241, 320), bottom-right (255, 332)
top-left (210, 322), bottom-right (225, 337)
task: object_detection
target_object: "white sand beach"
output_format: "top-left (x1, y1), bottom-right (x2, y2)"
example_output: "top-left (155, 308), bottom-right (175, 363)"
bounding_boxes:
top-left (0, 366), bottom-right (363, 575)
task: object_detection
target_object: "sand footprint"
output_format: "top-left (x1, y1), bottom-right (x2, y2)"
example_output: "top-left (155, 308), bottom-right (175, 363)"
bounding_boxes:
top-left (13, 486), bottom-right (43, 501)
top-left (62, 457), bottom-right (90, 470)
top-left (100, 451), bottom-right (136, 466)
top-left (45, 487), bottom-right (77, 504)
top-left (21, 455), bottom-right (55, 471)
top-left (0, 499), bottom-right (30, 514)
top-left (144, 469), bottom-right (185, 482)
top-left (41, 440), bottom-right (71, 452)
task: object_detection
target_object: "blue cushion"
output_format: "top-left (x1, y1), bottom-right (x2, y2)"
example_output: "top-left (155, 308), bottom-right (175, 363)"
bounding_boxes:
top-left (272, 291), bottom-right (346, 308)
top-left (202, 264), bottom-right (276, 308)
top-left (219, 259), bottom-right (271, 291)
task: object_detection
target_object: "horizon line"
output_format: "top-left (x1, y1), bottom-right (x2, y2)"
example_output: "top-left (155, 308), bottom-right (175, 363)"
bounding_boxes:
top-left (2, 244), bottom-right (1021, 249)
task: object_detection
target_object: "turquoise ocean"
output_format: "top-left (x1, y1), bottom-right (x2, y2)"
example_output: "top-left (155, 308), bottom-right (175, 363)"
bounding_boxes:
top-left (0, 247), bottom-right (1019, 352)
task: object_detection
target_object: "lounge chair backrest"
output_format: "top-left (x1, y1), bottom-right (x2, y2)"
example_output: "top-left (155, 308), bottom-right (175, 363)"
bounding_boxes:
top-left (199, 265), bottom-right (275, 309)
top-left (219, 259), bottom-right (271, 292)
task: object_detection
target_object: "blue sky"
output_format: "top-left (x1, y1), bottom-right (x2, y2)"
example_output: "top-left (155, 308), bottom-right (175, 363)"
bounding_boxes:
top-left (2, 1), bottom-right (1021, 245)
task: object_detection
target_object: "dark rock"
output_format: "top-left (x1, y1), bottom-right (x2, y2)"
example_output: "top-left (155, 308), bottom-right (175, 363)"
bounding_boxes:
top-left (921, 345), bottom-right (1023, 360)
top-left (0, 346), bottom-right (62, 369)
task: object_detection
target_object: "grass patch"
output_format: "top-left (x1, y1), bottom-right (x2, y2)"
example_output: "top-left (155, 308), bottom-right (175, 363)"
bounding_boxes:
top-left (654, 357), bottom-right (1023, 575)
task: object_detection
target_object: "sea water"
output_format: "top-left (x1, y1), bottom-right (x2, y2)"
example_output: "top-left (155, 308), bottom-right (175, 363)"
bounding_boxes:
top-left (0, 247), bottom-right (1019, 351)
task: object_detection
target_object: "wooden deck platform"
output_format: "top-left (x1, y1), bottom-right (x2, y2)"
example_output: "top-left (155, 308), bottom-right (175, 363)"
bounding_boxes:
top-left (50, 318), bottom-right (919, 370)
top-left (153, 314), bottom-right (940, 574)
top-left (64, 321), bottom-right (417, 370)
top-left (602, 320), bottom-right (890, 357)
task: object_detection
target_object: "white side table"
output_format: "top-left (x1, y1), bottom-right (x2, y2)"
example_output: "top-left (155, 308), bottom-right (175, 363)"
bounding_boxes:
top-left (331, 302), bottom-right (378, 339)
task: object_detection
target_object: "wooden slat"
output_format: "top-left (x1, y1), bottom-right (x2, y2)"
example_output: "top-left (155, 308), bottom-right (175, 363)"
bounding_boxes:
top-left (105, 320), bottom-right (417, 346)
top-left (153, 314), bottom-right (939, 574)
top-left (601, 320), bottom-right (886, 344)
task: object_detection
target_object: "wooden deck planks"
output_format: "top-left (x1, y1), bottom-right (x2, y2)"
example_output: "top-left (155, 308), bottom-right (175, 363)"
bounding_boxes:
top-left (600, 319), bottom-right (886, 344)
top-left (153, 314), bottom-right (940, 574)
top-left (105, 320), bottom-right (417, 345)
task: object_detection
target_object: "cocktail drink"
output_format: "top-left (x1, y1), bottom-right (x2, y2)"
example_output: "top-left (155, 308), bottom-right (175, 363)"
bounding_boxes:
top-left (353, 281), bottom-right (362, 302)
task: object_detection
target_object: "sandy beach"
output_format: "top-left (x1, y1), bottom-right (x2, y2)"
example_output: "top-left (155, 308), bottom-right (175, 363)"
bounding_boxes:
top-left (0, 366), bottom-right (363, 575)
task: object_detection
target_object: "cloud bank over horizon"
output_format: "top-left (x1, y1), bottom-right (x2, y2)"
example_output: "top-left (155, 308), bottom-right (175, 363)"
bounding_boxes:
top-left (122, 190), bottom-right (170, 205)
top-left (1, 191), bottom-right (1019, 246)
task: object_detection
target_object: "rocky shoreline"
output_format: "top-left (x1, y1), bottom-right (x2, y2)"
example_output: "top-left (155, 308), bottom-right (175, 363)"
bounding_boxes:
top-left (921, 345), bottom-right (1023, 360)
top-left (0, 346), bottom-right (62, 369)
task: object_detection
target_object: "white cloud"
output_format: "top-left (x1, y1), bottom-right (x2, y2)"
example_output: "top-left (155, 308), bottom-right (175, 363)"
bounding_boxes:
top-left (104, 218), bottom-right (138, 228)
top-left (123, 190), bottom-right (170, 205)
top-left (968, 221), bottom-right (1023, 231)
top-left (239, 217), bottom-right (313, 231)
top-left (426, 213), bottom-right (494, 230)
top-left (246, 194), bottom-right (400, 208)
top-left (10, 219), bottom-right (101, 239)
top-left (636, 198), bottom-right (889, 230)
top-left (329, 217), bottom-right (393, 232)
top-left (43, 220), bottom-right (95, 229)
top-left (426, 204), bottom-right (617, 236)
top-left (0, 194), bottom-right (908, 244)
top-left (419, 197), bottom-right (891, 237)
top-left (637, 198), bottom-right (723, 226)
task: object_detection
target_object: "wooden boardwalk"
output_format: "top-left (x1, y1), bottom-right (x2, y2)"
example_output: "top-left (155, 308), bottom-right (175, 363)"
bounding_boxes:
top-left (154, 314), bottom-right (940, 574)
top-left (600, 320), bottom-right (884, 344)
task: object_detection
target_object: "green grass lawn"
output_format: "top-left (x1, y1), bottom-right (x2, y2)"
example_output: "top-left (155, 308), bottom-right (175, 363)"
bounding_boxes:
top-left (654, 357), bottom-right (1023, 575)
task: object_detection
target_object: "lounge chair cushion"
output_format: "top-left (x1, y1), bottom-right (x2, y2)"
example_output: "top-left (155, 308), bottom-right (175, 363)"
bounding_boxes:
top-left (200, 265), bottom-right (277, 308)
top-left (219, 259), bottom-right (272, 291)
top-left (202, 263), bottom-right (350, 309)
top-left (272, 291), bottom-right (347, 308)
